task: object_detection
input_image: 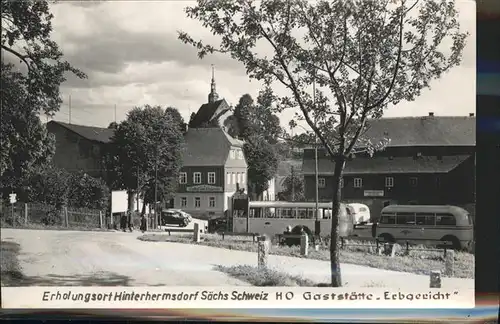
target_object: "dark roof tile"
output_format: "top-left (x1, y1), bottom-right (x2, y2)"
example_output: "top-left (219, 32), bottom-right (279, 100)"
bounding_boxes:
top-left (190, 99), bottom-right (230, 128)
top-left (302, 155), bottom-right (471, 175)
top-left (48, 121), bottom-right (114, 143)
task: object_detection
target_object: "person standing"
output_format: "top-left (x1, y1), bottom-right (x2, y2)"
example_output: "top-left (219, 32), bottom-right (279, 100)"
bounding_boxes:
top-left (127, 211), bottom-right (133, 232)
top-left (140, 215), bottom-right (147, 233)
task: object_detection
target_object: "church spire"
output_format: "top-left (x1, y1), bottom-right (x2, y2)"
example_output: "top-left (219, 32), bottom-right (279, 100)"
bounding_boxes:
top-left (208, 64), bottom-right (219, 103)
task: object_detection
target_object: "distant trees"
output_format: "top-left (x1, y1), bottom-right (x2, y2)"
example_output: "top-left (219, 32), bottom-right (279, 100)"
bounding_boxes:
top-left (107, 105), bottom-right (184, 221)
top-left (277, 170), bottom-right (305, 202)
top-left (224, 91), bottom-right (281, 198)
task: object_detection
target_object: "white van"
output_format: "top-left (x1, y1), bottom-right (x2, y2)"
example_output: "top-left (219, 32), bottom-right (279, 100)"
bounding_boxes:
top-left (347, 203), bottom-right (371, 224)
top-left (375, 205), bottom-right (474, 250)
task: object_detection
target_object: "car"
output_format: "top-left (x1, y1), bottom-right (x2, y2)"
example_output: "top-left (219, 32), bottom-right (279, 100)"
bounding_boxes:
top-left (160, 209), bottom-right (192, 227)
top-left (347, 203), bottom-right (371, 224)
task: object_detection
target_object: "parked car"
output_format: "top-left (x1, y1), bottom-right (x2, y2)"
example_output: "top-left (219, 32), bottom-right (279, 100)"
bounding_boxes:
top-left (347, 203), bottom-right (371, 224)
top-left (160, 209), bottom-right (192, 227)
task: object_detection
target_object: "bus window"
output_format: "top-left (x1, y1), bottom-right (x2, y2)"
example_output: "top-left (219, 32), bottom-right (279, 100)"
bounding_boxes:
top-left (307, 208), bottom-right (315, 219)
top-left (396, 212), bottom-right (416, 225)
top-left (380, 213), bottom-right (396, 224)
top-left (323, 209), bottom-right (332, 219)
top-left (297, 208), bottom-right (308, 219)
top-left (263, 207), bottom-right (273, 218)
top-left (416, 213), bottom-right (435, 226)
top-left (282, 208), bottom-right (294, 218)
top-left (249, 209), bottom-right (255, 218)
top-left (436, 213), bottom-right (456, 226)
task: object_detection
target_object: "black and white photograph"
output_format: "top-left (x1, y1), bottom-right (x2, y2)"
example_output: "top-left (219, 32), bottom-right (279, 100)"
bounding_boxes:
top-left (1, 0), bottom-right (475, 293)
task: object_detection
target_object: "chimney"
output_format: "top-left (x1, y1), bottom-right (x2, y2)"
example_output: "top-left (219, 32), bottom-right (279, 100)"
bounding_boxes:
top-left (428, 112), bottom-right (434, 117)
top-left (469, 113), bottom-right (475, 117)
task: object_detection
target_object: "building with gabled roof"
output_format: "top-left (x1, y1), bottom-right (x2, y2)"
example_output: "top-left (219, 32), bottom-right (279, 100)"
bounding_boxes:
top-left (46, 120), bottom-right (113, 181)
top-left (301, 113), bottom-right (476, 220)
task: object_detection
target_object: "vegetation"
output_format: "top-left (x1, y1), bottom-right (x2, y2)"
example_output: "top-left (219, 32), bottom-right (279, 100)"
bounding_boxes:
top-left (215, 265), bottom-right (316, 286)
top-left (106, 105), bottom-right (185, 218)
top-left (1, 0), bottom-right (85, 200)
top-left (179, 0), bottom-right (468, 287)
top-left (277, 169), bottom-right (305, 201)
top-left (138, 234), bottom-right (474, 280)
top-left (0, 241), bottom-right (24, 286)
top-left (224, 91), bottom-right (281, 198)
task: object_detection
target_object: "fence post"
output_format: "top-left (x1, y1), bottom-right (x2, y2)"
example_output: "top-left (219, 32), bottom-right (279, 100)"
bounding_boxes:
top-left (11, 203), bottom-right (15, 227)
top-left (430, 270), bottom-right (442, 288)
top-left (340, 237), bottom-right (345, 249)
top-left (193, 223), bottom-right (201, 242)
top-left (99, 211), bottom-right (103, 229)
top-left (24, 203), bottom-right (28, 225)
top-left (64, 207), bottom-right (69, 227)
top-left (257, 235), bottom-right (270, 269)
top-left (300, 233), bottom-right (309, 256)
top-left (444, 250), bottom-right (455, 277)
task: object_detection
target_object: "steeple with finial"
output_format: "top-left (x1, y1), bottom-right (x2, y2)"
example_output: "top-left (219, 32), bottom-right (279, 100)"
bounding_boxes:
top-left (208, 64), bottom-right (219, 103)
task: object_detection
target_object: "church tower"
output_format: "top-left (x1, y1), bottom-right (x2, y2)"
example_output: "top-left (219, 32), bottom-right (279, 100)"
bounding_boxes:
top-left (208, 64), bottom-right (219, 103)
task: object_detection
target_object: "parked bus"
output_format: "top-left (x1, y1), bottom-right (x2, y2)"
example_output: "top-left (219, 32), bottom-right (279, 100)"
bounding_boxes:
top-left (232, 201), bottom-right (355, 238)
top-left (375, 205), bottom-right (474, 250)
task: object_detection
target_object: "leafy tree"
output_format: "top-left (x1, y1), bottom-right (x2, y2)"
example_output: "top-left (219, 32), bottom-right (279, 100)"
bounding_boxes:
top-left (68, 171), bottom-right (110, 210)
top-left (107, 105), bottom-right (184, 222)
top-left (244, 136), bottom-right (279, 199)
top-left (20, 164), bottom-right (71, 209)
top-left (1, 62), bottom-right (56, 197)
top-left (224, 93), bottom-right (281, 198)
top-left (179, 0), bottom-right (468, 286)
top-left (107, 122), bottom-right (118, 129)
top-left (165, 106), bottom-right (187, 133)
top-left (1, 0), bottom-right (86, 116)
top-left (278, 170), bottom-right (305, 202)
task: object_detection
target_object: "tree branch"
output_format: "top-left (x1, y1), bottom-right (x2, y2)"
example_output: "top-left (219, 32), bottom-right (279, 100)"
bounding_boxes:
top-left (1, 44), bottom-right (32, 73)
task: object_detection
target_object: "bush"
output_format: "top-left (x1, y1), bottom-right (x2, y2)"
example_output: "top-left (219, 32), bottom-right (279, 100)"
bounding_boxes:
top-left (68, 171), bottom-right (110, 210)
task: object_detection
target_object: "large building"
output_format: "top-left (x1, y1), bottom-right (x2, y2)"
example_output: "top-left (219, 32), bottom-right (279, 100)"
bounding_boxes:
top-left (46, 120), bottom-right (114, 182)
top-left (174, 127), bottom-right (247, 219)
top-left (302, 113), bottom-right (476, 219)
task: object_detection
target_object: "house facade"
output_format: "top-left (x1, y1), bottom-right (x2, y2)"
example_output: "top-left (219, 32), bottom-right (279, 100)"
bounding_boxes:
top-left (302, 114), bottom-right (476, 220)
top-left (46, 121), bottom-right (114, 182)
top-left (174, 127), bottom-right (247, 219)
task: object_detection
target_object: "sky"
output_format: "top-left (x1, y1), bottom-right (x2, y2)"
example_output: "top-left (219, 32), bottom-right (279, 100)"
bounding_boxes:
top-left (29, 0), bottom-right (476, 130)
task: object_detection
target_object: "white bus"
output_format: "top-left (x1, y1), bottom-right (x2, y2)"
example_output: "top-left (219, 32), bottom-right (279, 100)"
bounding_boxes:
top-left (375, 205), bottom-right (474, 250)
top-left (232, 201), bottom-right (355, 238)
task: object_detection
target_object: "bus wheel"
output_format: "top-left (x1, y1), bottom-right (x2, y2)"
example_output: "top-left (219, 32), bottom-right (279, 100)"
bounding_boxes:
top-left (440, 235), bottom-right (461, 250)
top-left (378, 233), bottom-right (395, 243)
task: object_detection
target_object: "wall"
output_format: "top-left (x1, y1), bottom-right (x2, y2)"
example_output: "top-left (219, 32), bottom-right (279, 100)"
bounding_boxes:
top-left (177, 166), bottom-right (225, 192)
top-left (173, 192), bottom-right (225, 219)
top-left (47, 123), bottom-right (107, 180)
top-left (224, 166), bottom-right (247, 192)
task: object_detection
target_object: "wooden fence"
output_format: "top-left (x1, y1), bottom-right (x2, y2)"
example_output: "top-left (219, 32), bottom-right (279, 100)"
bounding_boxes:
top-left (1, 202), bottom-right (104, 229)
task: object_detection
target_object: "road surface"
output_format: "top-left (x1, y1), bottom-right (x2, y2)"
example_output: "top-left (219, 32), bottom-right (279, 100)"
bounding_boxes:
top-left (1, 228), bottom-right (474, 288)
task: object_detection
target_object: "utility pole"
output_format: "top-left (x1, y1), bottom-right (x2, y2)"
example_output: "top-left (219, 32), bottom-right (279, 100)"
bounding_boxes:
top-left (313, 71), bottom-right (320, 235)
top-left (69, 95), bottom-right (72, 124)
top-left (291, 165), bottom-right (295, 201)
top-left (114, 104), bottom-right (117, 123)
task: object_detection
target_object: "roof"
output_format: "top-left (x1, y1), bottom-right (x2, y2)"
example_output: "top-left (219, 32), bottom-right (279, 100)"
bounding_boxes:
top-left (359, 116), bottom-right (476, 147)
top-left (302, 155), bottom-right (471, 175)
top-left (48, 121), bottom-right (114, 144)
top-left (190, 99), bottom-right (230, 128)
top-left (182, 127), bottom-right (245, 166)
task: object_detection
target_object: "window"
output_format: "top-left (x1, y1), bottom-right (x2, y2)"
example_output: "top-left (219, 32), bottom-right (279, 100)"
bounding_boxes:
top-left (194, 197), bottom-right (201, 208)
top-left (409, 177), bottom-right (418, 187)
top-left (230, 149), bottom-right (236, 159)
top-left (318, 178), bottom-right (326, 188)
top-left (180, 197), bottom-right (187, 208)
top-left (193, 172), bottom-right (201, 184)
top-left (241, 173), bottom-right (246, 184)
top-left (209, 197), bottom-right (216, 208)
top-left (237, 173), bottom-right (241, 184)
top-left (416, 213), bottom-right (435, 226)
top-left (227, 172), bottom-right (231, 184)
top-left (232, 172), bottom-right (236, 184)
top-left (396, 212), bottom-right (415, 225)
top-left (179, 172), bottom-right (187, 184)
top-left (235, 149), bottom-right (242, 159)
top-left (436, 213), bottom-right (456, 226)
top-left (379, 213), bottom-right (396, 224)
top-left (354, 178), bottom-right (363, 188)
top-left (385, 177), bottom-right (394, 188)
top-left (208, 172), bottom-right (216, 184)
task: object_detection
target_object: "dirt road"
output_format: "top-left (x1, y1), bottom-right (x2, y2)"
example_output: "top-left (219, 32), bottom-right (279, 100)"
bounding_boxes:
top-left (1, 228), bottom-right (474, 288)
top-left (1, 228), bottom-right (248, 286)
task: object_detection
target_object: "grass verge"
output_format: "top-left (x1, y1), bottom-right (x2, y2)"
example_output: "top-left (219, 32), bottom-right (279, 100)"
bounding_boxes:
top-left (214, 265), bottom-right (317, 286)
top-left (1, 221), bottom-right (113, 232)
top-left (139, 233), bottom-right (474, 279)
top-left (0, 240), bottom-right (24, 286)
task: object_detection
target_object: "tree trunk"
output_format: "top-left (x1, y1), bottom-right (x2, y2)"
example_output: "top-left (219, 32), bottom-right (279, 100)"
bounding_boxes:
top-left (127, 191), bottom-right (134, 213)
top-left (330, 157), bottom-right (345, 287)
top-left (141, 201), bottom-right (147, 216)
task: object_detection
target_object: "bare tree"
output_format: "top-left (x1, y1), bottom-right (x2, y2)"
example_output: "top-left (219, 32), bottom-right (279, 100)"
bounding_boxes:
top-left (178, 0), bottom-right (468, 287)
